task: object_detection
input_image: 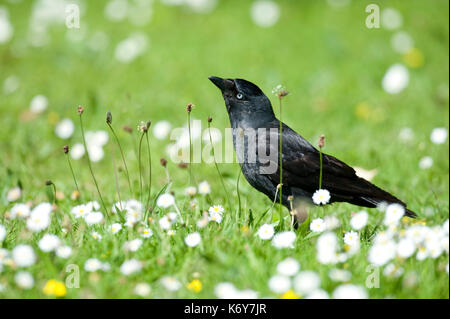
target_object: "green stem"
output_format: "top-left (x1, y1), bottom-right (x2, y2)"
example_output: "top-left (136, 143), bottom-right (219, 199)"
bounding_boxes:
top-left (236, 169), bottom-right (242, 221)
top-left (65, 154), bottom-right (80, 194)
top-left (145, 132), bottom-right (152, 214)
top-left (108, 123), bottom-right (132, 195)
top-left (79, 114), bottom-right (108, 215)
top-left (278, 98), bottom-right (283, 228)
top-left (319, 147), bottom-right (323, 189)
top-left (208, 121), bottom-right (231, 210)
top-left (188, 112), bottom-right (193, 185)
top-left (138, 131), bottom-right (145, 204)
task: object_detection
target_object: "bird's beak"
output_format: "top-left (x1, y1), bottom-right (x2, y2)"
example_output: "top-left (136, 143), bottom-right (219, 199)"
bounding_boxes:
top-left (208, 76), bottom-right (234, 92)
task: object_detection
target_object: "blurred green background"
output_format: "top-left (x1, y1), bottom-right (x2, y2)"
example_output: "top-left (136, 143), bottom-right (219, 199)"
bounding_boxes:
top-left (0, 0), bottom-right (448, 213)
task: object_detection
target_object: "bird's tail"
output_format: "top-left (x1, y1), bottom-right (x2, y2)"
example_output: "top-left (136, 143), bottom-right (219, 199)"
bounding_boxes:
top-left (360, 195), bottom-right (417, 218)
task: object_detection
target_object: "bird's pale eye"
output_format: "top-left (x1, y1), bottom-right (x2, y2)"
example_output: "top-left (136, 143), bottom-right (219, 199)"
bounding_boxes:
top-left (236, 93), bottom-right (244, 100)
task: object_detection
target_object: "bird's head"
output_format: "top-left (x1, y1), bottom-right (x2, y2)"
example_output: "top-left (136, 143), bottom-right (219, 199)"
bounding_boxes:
top-left (208, 76), bottom-right (275, 124)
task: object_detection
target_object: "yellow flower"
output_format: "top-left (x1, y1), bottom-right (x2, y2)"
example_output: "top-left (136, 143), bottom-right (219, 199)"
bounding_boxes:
top-left (47, 112), bottom-right (60, 125)
top-left (187, 279), bottom-right (202, 293)
top-left (403, 48), bottom-right (424, 68)
top-left (281, 289), bottom-right (300, 299)
top-left (355, 102), bottom-right (371, 120)
top-left (43, 279), bottom-right (67, 297)
top-left (240, 225), bottom-right (249, 234)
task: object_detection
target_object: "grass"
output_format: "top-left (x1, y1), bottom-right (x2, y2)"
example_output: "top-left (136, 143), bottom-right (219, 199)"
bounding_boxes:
top-left (0, 0), bottom-right (448, 298)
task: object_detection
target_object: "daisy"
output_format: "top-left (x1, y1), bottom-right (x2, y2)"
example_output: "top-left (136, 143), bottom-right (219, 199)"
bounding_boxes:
top-left (332, 284), bottom-right (368, 299)
top-left (12, 245), bottom-right (36, 267)
top-left (160, 276), bottom-right (182, 291)
top-left (293, 271), bottom-right (321, 295)
top-left (209, 212), bottom-right (223, 224)
top-left (382, 63), bottom-right (409, 94)
top-left (272, 231), bottom-right (296, 249)
top-left (257, 224), bottom-right (275, 240)
top-left (276, 258), bottom-right (300, 277)
top-left (384, 203), bottom-right (405, 226)
top-left (120, 259), bottom-right (142, 275)
top-left (71, 204), bottom-right (91, 219)
top-left (153, 121), bottom-right (172, 140)
top-left (159, 216), bottom-right (172, 230)
top-left (343, 231), bottom-right (359, 246)
top-left (268, 275), bottom-right (291, 294)
top-left (350, 211), bottom-right (368, 230)
top-left (167, 230), bottom-right (176, 236)
top-left (184, 186), bottom-right (197, 197)
top-left (208, 205), bottom-right (224, 215)
top-left (15, 271), bottom-right (34, 289)
top-left (55, 118), bottom-right (74, 139)
top-left (156, 193), bottom-right (175, 208)
top-left (29, 94), bottom-right (48, 113)
top-left (141, 228), bottom-right (153, 238)
top-left (10, 203), bottom-right (30, 219)
top-left (38, 234), bottom-right (61, 252)
top-left (430, 127), bottom-right (448, 145)
top-left (0, 224), bottom-right (5, 242)
top-left (84, 212), bottom-right (104, 225)
top-left (123, 239), bottom-right (143, 252)
top-left (84, 258), bottom-right (102, 272)
top-left (396, 238), bottom-right (416, 259)
top-left (6, 187), bottom-right (21, 202)
top-left (185, 232), bottom-right (201, 247)
top-left (134, 283), bottom-right (151, 297)
top-left (312, 189), bottom-right (330, 205)
top-left (91, 232), bottom-right (102, 241)
top-left (310, 218), bottom-right (326, 232)
top-left (198, 181), bottom-right (211, 195)
top-left (26, 203), bottom-right (52, 232)
top-left (324, 215), bottom-right (340, 230)
top-left (70, 143), bottom-right (85, 160)
top-left (305, 289), bottom-right (330, 299)
top-left (329, 268), bottom-right (352, 282)
top-left (110, 223), bottom-right (122, 234)
top-left (368, 242), bottom-right (396, 266)
top-left (250, 0), bottom-right (280, 28)
top-left (419, 156), bottom-right (433, 169)
top-left (55, 246), bottom-right (72, 259)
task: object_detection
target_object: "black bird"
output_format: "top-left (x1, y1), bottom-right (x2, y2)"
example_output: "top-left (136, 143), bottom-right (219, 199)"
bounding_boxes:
top-left (209, 76), bottom-right (416, 218)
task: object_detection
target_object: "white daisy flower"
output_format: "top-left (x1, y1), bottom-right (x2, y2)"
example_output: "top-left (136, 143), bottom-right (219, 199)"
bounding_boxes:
top-left (185, 232), bottom-right (201, 247)
top-left (324, 215), bottom-right (341, 230)
top-left (368, 242), bottom-right (396, 266)
top-left (6, 187), bottom-right (21, 202)
top-left (419, 156), bottom-right (433, 169)
top-left (15, 271), bottom-right (34, 289)
top-left (0, 224), bottom-right (5, 242)
top-left (430, 127), bottom-right (448, 144)
top-left (84, 212), bottom-right (104, 225)
top-left (55, 246), bottom-right (72, 259)
top-left (305, 289), bottom-right (330, 299)
top-left (310, 218), bottom-right (326, 233)
top-left (70, 143), bottom-right (85, 160)
top-left (312, 189), bottom-right (331, 205)
top-left (343, 231), bottom-right (359, 246)
top-left (293, 271), bottom-right (321, 295)
top-left (71, 204), bottom-right (91, 219)
top-left (84, 258), bottom-right (103, 272)
top-left (198, 181), bottom-right (211, 195)
top-left (156, 193), bottom-right (175, 208)
top-left (153, 121), bottom-right (172, 140)
top-left (250, 0), bottom-right (280, 28)
top-left (114, 32), bottom-right (148, 64)
top-left (12, 245), bottom-right (36, 267)
top-left (276, 258), bottom-right (300, 277)
top-left (272, 231), bottom-right (296, 249)
top-left (381, 8), bottom-right (403, 30)
top-left (38, 234), bottom-right (61, 252)
top-left (384, 203), bottom-right (405, 226)
top-left (268, 275), bottom-right (291, 294)
top-left (257, 224), bottom-right (275, 240)
top-left (396, 238), bottom-right (416, 259)
top-left (329, 268), bottom-right (352, 282)
top-left (123, 239), bottom-right (143, 252)
top-left (167, 229), bottom-right (176, 236)
top-left (26, 203), bottom-right (52, 232)
top-left (29, 94), bottom-right (48, 113)
top-left (382, 63), bottom-right (409, 94)
top-left (160, 276), bottom-right (181, 291)
top-left (91, 231), bottom-right (102, 241)
top-left (184, 186), bottom-right (197, 197)
top-left (159, 216), bottom-right (172, 230)
top-left (209, 212), bottom-right (223, 224)
top-left (55, 118), bottom-right (74, 139)
top-left (10, 203), bottom-right (30, 219)
top-left (110, 223), bottom-right (122, 234)
top-left (134, 283), bottom-right (151, 297)
top-left (332, 284), bottom-right (368, 299)
top-left (141, 228), bottom-right (153, 238)
top-left (208, 205), bottom-right (224, 215)
top-left (383, 263), bottom-right (404, 278)
top-left (120, 259), bottom-right (142, 275)
top-left (350, 211), bottom-right (368, 230)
